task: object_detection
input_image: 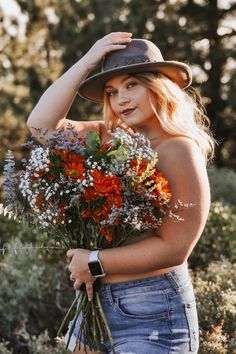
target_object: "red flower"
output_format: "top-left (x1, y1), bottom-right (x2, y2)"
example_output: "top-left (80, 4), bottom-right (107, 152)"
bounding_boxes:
top-left (82, 210), bottom-right (90, 218)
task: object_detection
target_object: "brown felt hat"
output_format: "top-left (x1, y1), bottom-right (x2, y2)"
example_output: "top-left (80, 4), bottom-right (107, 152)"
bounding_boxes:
top-left (78, 39), bottom-right (192, 103)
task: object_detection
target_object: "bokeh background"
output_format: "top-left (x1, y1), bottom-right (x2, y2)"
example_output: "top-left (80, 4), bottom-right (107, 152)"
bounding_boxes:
top-left (0, 0), bottom-right (235, 353)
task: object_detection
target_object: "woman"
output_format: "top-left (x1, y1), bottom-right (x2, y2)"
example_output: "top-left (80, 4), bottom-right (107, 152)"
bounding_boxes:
top-left (27, 32), bottom-right (215, 354)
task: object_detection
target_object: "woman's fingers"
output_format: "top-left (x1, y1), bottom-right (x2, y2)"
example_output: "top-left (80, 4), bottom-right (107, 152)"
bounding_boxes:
top-left (86, 282), bottom-right (94, 302)
top-left (73, 279), bottom-right (82, 290)
top-left (82, 32), bottom-right (132, 71)
top-left (103, 33), bottom-right (132, 46)
top-left (105, 31), bottom-right (132, 39)
top-left (105, 37), bottom-right (132, 44)
top-left (73, 279), bottom-right (94, 302)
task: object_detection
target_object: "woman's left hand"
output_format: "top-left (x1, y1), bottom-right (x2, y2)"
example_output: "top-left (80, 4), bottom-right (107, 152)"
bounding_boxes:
top-left (67, 248), bottom-right (96, 301)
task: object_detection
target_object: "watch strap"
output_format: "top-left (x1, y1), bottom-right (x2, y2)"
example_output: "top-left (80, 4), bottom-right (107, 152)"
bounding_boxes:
top-left (89, 250), bottom-right (99, 263)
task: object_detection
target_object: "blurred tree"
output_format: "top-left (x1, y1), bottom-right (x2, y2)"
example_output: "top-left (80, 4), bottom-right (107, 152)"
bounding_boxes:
top-left (178, 0), bottom-right (236, 167)
top-left (0, 0), bottom-right (235, 169)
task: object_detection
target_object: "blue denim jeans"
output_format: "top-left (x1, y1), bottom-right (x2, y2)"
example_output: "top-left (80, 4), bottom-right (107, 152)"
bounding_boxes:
top-left (64, 262), bottom-right (199, 353)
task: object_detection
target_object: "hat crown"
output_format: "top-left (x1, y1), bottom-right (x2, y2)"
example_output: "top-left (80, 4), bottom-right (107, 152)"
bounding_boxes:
top-left (102, 39), bottom-right (164, 72)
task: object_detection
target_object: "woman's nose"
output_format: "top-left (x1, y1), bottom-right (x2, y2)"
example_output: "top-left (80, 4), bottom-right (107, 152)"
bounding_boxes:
top-left (117, 92), bottom-right (130, 106)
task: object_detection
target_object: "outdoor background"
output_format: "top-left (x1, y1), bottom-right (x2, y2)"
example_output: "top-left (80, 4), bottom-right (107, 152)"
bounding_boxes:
top-left (0, 0), bottom-right (236, 353)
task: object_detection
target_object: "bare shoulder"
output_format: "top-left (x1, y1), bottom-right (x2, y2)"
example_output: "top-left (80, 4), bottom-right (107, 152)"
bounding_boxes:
top-left (156, 136), bottom-right (206, 171)
top-left (156, 136), bottom-right (202, 156)
top-left (154, 136), bottom-right (210, 206)
top-left (153, 137), bottom-right (210, 255)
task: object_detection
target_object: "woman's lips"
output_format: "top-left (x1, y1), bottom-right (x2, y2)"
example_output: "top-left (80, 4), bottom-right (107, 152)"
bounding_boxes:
top-left (121, 108), bottom-right (136, 116)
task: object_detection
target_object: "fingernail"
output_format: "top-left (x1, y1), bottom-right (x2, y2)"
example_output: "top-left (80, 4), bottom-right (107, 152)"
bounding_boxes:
top-left (88, 297), bottom-right (92, 302)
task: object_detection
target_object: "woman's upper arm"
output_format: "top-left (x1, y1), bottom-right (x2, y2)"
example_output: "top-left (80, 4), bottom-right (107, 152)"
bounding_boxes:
top-left (156, 137), bottom-right (211, 261)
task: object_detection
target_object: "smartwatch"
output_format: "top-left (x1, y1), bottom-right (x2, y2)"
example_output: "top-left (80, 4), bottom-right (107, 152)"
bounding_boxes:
top-left (88, 250), bottom-right (106, 277)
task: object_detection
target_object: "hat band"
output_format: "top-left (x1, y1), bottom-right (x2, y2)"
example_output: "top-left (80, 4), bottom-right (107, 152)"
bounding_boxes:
top-left (102, 55), bottom-right (158, 72)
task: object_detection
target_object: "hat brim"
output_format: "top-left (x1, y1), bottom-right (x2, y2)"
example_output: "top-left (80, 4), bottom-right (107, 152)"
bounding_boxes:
top-left (77, 60), bottom-right (192, 103)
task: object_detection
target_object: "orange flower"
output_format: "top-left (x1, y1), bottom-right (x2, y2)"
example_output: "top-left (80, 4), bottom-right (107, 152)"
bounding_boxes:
top-left (90, 170), bottom-right (123, 197)
top-left (144, 212), bottom-right (156, 225)
top-left (82, 187), bottom-right (99, 201)
top-left (63, 153), bottom-right (85, 179)
top-left (129, 159), bottom-right (149, 175)
top-left (107, 194), bottom-right (123, 208)
top-left (58, 204), bottom-right (66, 221)
top-left (100, 226), bottom-right (113, 243)
top-left (99, 143), bottom-right (112, 153)
top-left (151, 172), bottom-right (172, 203)
top-left (36, 192), bottom-right (44, 208)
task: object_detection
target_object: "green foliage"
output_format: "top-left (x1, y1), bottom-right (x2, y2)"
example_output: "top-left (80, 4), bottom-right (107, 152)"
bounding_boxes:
top-left (0, 0), bottom-right (235, 168)
top-left (28, 331), bottom-right (68, 354)
top-left (193, 260), bottom-right (236, 353)
top-left (15, 327), bottom-right (68, 354)
top-left (1, 0), bottom-right (236, 349)
top-left (0, 214), bottom-right (43, 248)
top-left (208, 165), bottom-right (236, 209)
top-left (0, 340), bottom-right (13, 354)
top-left (189, 201), bottom-right (236, 269)
top-left (0, 328), bottom-right (68, 354)
top-left (0, 243), bottom-right (73, 350)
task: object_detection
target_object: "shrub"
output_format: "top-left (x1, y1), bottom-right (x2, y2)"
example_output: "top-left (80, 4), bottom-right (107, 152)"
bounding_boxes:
top-left (0, 214), bottom-right (44, 251)
top-left (208, 165), bottom-right (236, 209)
top-left (0, 340), bottom-right (13, 354)
top-left (189, 201), bottom-right (236, 269)
top-left (0, 326), bottom-right (69, 354)
top-left (193, 260), bottom-right (236, 353)
top-left (14, 327), bottom-right (69, 354)
top-left (0, 244), bottom-right (73, 353)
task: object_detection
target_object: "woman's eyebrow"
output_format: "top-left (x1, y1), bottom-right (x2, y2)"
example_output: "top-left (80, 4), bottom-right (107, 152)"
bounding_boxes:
top-left (105, 75), bottom-right (131, 89)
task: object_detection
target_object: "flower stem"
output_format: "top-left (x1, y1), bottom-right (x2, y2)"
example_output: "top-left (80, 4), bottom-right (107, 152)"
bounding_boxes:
top-left (95, 292), bottom-right (115, 353)
top-left (65, 291), bottom-right (87, 349)
top-left (56, 290), bottom-right (82, 338)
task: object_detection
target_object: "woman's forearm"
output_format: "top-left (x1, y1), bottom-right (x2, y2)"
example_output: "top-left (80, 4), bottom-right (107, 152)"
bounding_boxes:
top-left (27, 58), bottom-right (91, 130)
top-left (99, 236), bottom-right (186, 275)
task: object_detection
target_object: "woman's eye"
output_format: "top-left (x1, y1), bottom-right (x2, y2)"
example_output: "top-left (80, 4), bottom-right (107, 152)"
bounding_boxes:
top-left (127, 82), bottom-right (137, 89)
top-left (107, 91), bottom-right (116, 97)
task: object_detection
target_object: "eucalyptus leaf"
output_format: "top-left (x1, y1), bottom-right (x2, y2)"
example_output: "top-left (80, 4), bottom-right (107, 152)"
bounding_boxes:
top-left (49, 152), bottom-right (63, 168)
top-left (86, 131), bottom-right (101, 151)
top-left (109, 145), bottom-right (130, 161)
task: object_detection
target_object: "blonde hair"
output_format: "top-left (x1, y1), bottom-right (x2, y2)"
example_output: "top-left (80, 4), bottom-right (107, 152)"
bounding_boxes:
top-left (103, 72), bottom-right (216, 163)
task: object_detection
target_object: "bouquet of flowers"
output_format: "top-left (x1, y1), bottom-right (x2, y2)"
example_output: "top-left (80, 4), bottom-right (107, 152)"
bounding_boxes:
top-left (1, 126), bottom-right (181, 352)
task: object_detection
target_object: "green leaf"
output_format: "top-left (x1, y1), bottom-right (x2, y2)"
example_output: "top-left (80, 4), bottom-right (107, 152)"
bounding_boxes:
top-left (49, 152), bottom-right (62, 168)
top-left (86, 131), bottom-right (101, 151)
top-left (108, 145), bottom-right (130, 161)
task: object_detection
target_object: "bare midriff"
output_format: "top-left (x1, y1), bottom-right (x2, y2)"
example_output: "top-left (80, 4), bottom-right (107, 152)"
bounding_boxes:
top-left (100, 266), bottom-right (177, 284)
top-left (99, 233), bottom-right (178, 285)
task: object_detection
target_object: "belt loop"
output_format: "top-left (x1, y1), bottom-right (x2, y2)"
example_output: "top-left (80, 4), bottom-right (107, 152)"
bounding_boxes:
top-left (165, 271), bottom-right (180, 293)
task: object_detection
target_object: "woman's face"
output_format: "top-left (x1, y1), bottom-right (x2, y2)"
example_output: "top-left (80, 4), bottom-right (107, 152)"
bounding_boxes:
top-left (104, 74), bottom-right (157, 129)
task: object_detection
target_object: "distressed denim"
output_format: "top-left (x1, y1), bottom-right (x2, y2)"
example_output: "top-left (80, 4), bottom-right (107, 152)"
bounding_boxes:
top-left (64, 262), bottom-right (199, 353)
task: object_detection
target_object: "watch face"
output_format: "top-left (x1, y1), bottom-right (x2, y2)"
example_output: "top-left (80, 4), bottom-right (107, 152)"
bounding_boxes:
top-left (89, 261), bottom-right (104, 276)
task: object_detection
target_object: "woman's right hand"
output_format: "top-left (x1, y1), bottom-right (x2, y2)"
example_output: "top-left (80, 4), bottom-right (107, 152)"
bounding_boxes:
top-left (81, 32), bottom-right (132, 72)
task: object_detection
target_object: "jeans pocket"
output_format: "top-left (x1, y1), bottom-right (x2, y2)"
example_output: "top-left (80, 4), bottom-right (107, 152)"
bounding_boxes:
top-left (184, 300), bottom-right (199, 352)
top-left (115, 289), bottom-right (168, 319)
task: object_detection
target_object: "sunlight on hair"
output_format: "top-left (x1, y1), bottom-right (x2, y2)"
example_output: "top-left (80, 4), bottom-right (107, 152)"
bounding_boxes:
top-left (103, 72), bottom-right (216, 163)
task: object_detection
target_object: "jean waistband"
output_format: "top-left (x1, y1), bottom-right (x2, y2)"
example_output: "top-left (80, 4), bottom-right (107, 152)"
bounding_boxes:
top-left (98, 262), bottom-right (191, 296)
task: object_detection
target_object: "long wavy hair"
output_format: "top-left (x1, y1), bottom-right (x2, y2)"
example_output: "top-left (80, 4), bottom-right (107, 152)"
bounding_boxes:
top-left (103, 72), bottom-right (216, 163)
